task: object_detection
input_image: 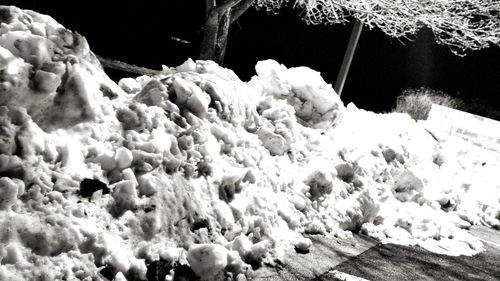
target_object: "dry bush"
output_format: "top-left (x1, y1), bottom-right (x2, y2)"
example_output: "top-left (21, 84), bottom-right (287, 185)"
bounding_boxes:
top-left (393, 87), bottom-right (463, 120)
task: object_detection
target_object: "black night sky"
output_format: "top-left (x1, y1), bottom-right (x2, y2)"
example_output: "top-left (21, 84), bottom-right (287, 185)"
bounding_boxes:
top-left (5, 0), bottom-right (500, 117)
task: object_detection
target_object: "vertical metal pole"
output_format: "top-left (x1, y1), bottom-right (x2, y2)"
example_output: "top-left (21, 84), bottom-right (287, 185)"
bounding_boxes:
top-left (335, 19), bottom-right (363, 96)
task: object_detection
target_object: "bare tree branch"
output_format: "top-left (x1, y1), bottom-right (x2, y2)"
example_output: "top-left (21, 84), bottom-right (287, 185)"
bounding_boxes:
top-left (231, 0), bottom-right (254, 24)
top-left (253, 0), bottom-right (500, 55)
top-left (213, 0), bottom-right (242, 16)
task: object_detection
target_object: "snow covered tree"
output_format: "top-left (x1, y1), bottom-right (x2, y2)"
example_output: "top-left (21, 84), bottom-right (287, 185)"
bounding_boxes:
top-left (200, 0), bottom-right (500, 64)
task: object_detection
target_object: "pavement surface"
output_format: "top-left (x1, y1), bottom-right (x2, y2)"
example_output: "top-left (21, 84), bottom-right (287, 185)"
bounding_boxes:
top-left (251, 226), bottom-right (500, 281)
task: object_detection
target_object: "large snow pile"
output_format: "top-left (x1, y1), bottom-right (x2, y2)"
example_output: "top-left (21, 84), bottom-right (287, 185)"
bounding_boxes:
top-left (0, 6), bottom-right (499, 281)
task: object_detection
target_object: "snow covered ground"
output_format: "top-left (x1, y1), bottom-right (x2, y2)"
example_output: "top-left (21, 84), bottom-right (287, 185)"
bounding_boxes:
top-left (0, 5), bottom-right (499, 281)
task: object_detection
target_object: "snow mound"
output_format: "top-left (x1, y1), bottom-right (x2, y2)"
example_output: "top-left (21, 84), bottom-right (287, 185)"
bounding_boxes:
top-left (1, 6), bottom-right (499, 281)
top-left (0, 6), bottom-right (124, 130)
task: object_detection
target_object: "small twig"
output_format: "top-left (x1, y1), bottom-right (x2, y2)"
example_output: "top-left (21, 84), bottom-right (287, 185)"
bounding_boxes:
top-left (231, 0), bottom-right (254, 24)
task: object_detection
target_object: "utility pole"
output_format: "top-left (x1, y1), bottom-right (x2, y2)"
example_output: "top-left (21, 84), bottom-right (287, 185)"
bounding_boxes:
top-left (335, 20), bottom-right (363, 96)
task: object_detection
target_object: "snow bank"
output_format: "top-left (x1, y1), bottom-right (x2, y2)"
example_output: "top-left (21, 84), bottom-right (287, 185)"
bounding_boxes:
top-left (0, 5), bottom-right (499, 281)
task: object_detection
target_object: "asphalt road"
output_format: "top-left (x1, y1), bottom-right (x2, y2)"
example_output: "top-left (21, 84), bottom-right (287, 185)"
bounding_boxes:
top-left (252, 226), bottom-right (500, 281)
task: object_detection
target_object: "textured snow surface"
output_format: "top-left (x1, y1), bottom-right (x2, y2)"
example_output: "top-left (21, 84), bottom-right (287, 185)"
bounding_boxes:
top-left (0, 5), bottom-right (499, 281)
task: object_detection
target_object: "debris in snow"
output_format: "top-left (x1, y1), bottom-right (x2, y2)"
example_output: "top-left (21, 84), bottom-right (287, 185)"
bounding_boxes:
top-left (79, 178), bottom-right (110, 198)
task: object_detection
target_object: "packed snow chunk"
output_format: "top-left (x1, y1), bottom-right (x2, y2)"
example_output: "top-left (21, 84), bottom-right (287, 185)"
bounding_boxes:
top-left (251, 59), bottom-right (343, 129)
top-left (175, 58), bottom-right (197, 72)
top-left (0, 46), bottom-right (30, 103)
top-left (304, 160), bottom-right (336, 201)
top-left (218, 168), bottom-right (249, 202)
top-left (294, 237), bottom-right (312, 252)
top-left (136, 171), bottom-right (160, 196)
top-left (111, 180), bottom-right (139, 216)
top-left (172, 76), bottom-right (210, 118)
top-left (0, 46), bottom-right (18, 73)
top-left (133, 79), bottom-right (177, 114)
top-left (53, 63), bottom-right (102, 121)
top-left (113, 272), bottom-right (127, 281)
top-left (226, 250), bottom-right (244, 273)
top-left (59, 138), bottom-right (85, 173)
top-left (231, 234), bottom-right (253, 259)
top-left (0, 109), bottom-right (17, 155)
top-left (0, 30), bottom-right (54, 66)
top-left (96, 149), bottom-right (116, 171)
top-left (247, 240), bottom-right (269, 264)
top-left (257, 127), bottom-right (289, 156)
top-left (33, 69), bottom-right (61, 93)
top-left (0, 177), bottom-right (21, 210)
top-left (187, 244), bottom-right (229, 279)
top-left (289, 194), bottom-right (308, 211)
top-left (392, 169), bottom-right (424, 202)
top-left (118, 78), bottom-right (142, 94)
top-left (114, 147), bottom-right (133, 170)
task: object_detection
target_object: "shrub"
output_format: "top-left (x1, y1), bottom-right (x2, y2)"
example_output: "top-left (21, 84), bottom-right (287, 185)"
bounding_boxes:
top-left (393, 87), bottom-right (463, 120)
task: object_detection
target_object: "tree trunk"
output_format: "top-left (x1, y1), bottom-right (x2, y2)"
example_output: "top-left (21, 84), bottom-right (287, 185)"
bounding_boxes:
top-left (213, 10), bottom-right (231, 64)
top-left (200, 9), bottom-right (232, 65)
top-left (199, 0), bottom-right (253, 65)
top-left (199, 10), bottom-right (220, 62)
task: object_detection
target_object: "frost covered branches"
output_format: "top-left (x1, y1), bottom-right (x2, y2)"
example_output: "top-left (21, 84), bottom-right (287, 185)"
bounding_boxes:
top-left (253, 0), bottom-right (500, 54)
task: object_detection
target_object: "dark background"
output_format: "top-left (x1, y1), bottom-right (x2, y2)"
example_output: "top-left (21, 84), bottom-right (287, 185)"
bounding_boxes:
top-left (4, 0), bottom-right (500, 117)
